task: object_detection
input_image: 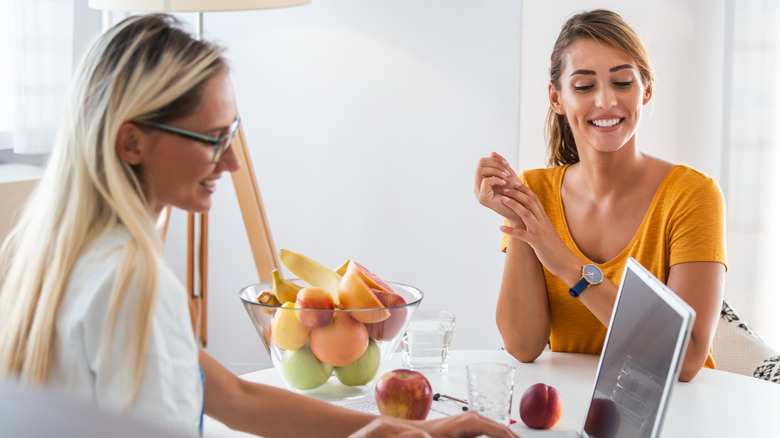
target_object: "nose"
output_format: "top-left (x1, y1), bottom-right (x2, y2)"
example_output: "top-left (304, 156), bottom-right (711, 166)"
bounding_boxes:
top-left (216, 142), bottom-right (241, 172)
top-left (595, 86), bottom-right (617, 110)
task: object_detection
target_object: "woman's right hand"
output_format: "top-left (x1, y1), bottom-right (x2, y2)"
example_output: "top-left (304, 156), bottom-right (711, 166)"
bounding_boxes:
top-left (474, 151), bottom-right (523, 224)
top-left (347, 412), bottom-right (520, 438)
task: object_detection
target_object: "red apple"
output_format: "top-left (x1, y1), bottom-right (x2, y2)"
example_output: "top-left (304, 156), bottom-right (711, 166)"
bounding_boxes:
top-left (375, 369), bottom-right (433, 420)
top-left (519, 383), bottom-right (563, 429)
top-left (295, 287), bottom-right (336, 328)
top-left (365, 289), bottom-right (407, 340)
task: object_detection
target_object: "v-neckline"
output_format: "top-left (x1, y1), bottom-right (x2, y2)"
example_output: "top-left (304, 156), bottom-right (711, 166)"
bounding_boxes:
top-left (555, 164), bottom-right (679, 267)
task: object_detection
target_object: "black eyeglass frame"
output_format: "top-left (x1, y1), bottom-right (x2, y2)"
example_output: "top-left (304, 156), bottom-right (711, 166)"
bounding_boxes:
top-left (141, 115), bottom-right (241, 162)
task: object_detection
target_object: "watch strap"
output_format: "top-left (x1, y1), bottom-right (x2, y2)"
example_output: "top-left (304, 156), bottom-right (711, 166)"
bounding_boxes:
top-left (569, 278), bottom-right (589, 298)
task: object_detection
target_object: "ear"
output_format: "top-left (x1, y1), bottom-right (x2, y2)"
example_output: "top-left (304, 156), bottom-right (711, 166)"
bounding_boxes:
top-left (643, 82), bottom-right (654, 105)
top-left (548, 83), bottom-right (565, 115)
top-left (115, 122), bottom-right (144, 165)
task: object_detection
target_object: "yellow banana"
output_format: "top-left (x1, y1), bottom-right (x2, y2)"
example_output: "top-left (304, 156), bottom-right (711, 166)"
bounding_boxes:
top-left (256, 289), bottom-right (281, 306)
top-left (272, 269), bottom-right (303, 304)
top-left (279, 249), bottom-right (342, 303)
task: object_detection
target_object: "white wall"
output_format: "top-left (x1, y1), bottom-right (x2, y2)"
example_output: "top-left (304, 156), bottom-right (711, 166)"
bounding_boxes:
top-left (519, 0), bottom-right (726, 178)
top-left (158, 0), bottom-right (729, 374)
top-left (164, 0), bottom-right (522, 373)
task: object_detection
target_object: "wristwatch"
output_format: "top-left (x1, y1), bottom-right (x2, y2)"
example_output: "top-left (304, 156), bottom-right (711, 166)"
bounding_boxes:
top-left (569, 263), bottom-right (603, 298)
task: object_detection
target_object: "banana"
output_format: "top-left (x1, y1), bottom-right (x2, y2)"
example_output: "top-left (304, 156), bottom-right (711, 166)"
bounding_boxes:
top-left (256, 289), bottom-right (281, 306)
top-left (279, 249), bottom-right (342, 303)
top-left (272, 269), bottom-right (303, 304)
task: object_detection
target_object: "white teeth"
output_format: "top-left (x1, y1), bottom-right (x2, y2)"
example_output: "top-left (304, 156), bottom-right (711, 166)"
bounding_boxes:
top-left (591, 118), bottom-right (621, 127)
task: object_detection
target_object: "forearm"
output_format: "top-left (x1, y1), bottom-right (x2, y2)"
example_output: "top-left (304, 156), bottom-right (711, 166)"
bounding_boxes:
top-left (201, 350), bottom-right (374, 438)
top-left (666, 262), bottom-right (725, 382)
top-left (496, 239), bottom-right (551, 362)
top-left (678, 332), bottom-right (711, 382)
top-left (574, 280), bottom-right (619, 327)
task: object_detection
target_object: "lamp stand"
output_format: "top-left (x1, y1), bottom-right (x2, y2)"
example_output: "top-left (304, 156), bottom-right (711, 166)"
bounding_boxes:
top-left (186, 12), bottom-right (281, 348)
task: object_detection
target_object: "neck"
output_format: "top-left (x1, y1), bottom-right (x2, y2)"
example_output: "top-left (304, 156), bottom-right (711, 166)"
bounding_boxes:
top-left (573, 141), bottom-right (646, 199)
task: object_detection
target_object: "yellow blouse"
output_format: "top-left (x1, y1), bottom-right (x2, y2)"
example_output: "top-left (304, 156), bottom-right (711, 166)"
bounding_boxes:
top-left (501, 164), bottom-right (727, 368)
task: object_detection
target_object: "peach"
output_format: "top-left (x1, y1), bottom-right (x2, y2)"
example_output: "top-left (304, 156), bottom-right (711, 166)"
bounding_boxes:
top-left (310, 311), bottom-right (369, 366)
top-left (584, 397), bottom-right (620, 438)
top-left (365, 289), bottom-right (407, 340)
top-left (519, 383), bottom-right (563, 429)
top-left (270, 302), bottom-right (310, 351)
top-left (295, 287), bottom-right (336, 328)
top-left (338, 270), bottom-right (390, 324)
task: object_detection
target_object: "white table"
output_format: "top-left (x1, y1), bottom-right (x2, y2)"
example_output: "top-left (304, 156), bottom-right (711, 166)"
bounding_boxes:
top-left (204, 349), bottom-right (780, 437)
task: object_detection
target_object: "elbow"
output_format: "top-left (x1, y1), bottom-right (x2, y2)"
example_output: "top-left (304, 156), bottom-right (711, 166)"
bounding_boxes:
top-left (677, 360), bottom-right (703, 382)
top-left (502, 341), bottom-right (544, 363)
top-left (678, 369), bottom-right (698, 382)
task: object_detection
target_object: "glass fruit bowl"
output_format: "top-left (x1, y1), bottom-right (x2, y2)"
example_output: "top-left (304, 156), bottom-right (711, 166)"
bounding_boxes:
top-left (239, 280), bottom-right (423, 400)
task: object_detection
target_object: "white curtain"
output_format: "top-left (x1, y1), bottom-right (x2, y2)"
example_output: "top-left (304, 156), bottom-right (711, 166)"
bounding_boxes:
top-left (11, 0), bottom-right (74, 154)
top-left (725, 0), bottom-right (780, 349)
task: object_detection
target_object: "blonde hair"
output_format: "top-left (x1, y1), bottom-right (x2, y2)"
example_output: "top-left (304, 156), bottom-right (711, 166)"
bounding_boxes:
top-left (545, 9), bottom-right (655, 166)
top-left (0, 14), bottom-right (226, 404)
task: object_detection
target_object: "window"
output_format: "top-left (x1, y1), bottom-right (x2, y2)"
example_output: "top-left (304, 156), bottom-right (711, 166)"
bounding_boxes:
top-left (0, 3), bottom-right (16, 149)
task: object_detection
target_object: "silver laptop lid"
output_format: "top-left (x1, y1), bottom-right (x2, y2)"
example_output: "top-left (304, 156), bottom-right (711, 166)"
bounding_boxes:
top-left (580, 257), bottom-right (695, 438)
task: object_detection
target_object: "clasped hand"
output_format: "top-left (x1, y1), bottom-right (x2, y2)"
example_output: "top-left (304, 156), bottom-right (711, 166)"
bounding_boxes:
top-left (474, 151), bottom-right (575, 278)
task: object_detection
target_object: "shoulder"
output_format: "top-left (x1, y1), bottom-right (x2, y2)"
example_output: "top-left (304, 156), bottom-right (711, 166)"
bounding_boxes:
top-left (667, 164), bottom-right (719, 184)
top-left (67, 228), bottom-right (132, 299)
top-left (662, 164), bottom-right (724, 201)
top-left (520, 165), bottom-right (567, 190)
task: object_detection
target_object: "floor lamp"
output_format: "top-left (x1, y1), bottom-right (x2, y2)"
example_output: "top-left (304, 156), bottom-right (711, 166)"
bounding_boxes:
top-left (88, 0), bottom-right (308, 347)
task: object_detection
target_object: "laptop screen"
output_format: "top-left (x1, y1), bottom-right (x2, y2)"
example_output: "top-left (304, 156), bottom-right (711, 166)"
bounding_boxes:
top-left (582, 258), bottom-right (694, 438)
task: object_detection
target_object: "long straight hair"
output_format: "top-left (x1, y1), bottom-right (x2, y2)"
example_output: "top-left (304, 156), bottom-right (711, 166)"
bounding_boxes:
top-left (0, 14), bottom-right (226, 405)
top-left (545, 9), bottom-right (655, 166)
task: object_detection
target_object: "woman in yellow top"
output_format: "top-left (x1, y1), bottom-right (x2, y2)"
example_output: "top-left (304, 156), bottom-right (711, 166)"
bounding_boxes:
top-left (474, 9), bottom-right (727, 382)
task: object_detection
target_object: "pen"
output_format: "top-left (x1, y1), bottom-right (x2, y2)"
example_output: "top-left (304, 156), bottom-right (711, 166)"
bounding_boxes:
top-left (433, 393), bottom-right (469, 411)
top-left (433, 393), bottom-right (517, 423)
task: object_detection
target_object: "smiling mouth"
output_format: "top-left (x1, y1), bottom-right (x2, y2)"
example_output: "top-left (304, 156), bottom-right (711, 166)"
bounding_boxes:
top-left (589, 118), bottom-right (623, 128)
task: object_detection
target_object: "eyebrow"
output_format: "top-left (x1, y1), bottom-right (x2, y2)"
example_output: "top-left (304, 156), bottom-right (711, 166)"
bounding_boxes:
top-left (569, 64), bottom-right (635, 77)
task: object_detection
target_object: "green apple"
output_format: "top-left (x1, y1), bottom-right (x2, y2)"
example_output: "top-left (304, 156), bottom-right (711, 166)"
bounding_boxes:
top-left (335, 338), bottom-right (381, 386)
top-left (281, 345), bottom-right (334, 390)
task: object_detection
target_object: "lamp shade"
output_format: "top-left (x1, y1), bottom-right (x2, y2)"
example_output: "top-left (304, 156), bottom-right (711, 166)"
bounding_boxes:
top-left (88, 0), bottom-right (310, 12)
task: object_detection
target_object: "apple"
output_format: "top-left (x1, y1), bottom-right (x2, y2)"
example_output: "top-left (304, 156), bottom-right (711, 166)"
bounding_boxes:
top-left (365, 289), bottom-right (407, 340)
top-left (295, 287), bottom-right (336, 328)
top-left (310, 311), bottom-right (369, 366)
top-left (374, 369), bottom-right (433, 420)
top-left (270, 302), bottom-right (310, 351)
top-left (281, 345), bottom-right (334, 390)
top-left (583, 397), bottom-right (620, 438)
top-left (335, 338), bottom-right (381, 386)
top-left (519, 383), bottom-right (563, 429)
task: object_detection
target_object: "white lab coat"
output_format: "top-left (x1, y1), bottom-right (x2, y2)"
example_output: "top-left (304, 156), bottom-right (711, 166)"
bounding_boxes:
top-left (51, 226), bottom-right (203, 437)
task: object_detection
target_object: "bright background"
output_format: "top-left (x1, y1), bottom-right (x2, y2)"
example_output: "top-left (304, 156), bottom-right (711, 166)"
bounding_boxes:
top-left (162, 0), bottom-right (733, 374)
top-left (5, 0), bottom-right (778, 375)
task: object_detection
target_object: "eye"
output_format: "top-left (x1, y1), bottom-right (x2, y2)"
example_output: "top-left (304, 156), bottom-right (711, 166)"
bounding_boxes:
top-left (573, 84), bottom-right (594, 92)
top-left (613, 80), bottom-right (635, 88)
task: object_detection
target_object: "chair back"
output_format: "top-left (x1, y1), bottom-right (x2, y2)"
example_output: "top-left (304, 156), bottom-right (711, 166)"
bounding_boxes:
top-left (712, 300), bottom-right (779, 383)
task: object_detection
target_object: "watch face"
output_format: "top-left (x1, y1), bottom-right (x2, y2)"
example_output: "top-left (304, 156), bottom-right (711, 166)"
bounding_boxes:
top-left (583, 264), bottom-right (603, 285)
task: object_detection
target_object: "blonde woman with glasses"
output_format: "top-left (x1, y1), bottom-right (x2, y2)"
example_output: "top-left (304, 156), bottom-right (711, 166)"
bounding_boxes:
top-left (0, 14), bottom-right (517, 438)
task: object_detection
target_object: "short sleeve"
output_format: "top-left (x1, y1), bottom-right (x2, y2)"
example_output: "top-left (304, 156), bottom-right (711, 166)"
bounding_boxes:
top-left (667, 171), bottom-right (728, 270)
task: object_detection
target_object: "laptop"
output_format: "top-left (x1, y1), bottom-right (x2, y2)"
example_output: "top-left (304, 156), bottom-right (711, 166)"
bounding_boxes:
top-left (523, 257), bottom-right (695, 438)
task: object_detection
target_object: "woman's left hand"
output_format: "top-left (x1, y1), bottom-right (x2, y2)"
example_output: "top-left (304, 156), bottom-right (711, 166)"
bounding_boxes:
top-left (499, 182), bottom-right (578, 279)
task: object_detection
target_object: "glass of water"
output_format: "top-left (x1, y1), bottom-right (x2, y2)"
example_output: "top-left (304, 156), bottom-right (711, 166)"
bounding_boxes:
top-left (466, 362), bottom-right (515, 426)
top-left (400, 309), bottom-right (455, 373)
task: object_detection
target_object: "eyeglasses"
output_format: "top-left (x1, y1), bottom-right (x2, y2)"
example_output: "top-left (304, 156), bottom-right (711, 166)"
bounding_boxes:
top-left (143, 115), bottom-right (241, 162)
